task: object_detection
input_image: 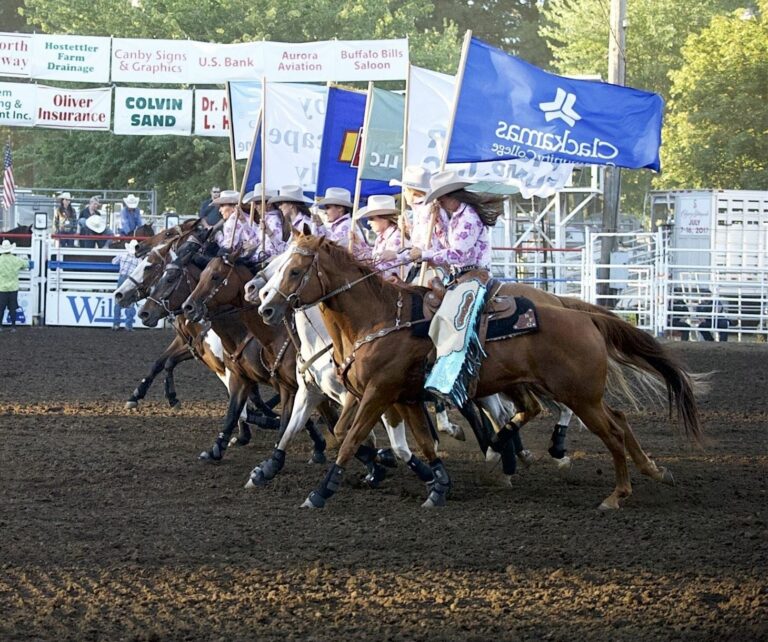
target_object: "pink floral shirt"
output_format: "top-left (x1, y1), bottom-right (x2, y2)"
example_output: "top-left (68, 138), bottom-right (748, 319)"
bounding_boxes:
top-left (409, 200), bottom-right (448, 252)
top-left (372, 224), bottom-right (410, 279)
top-left (291, 212), bottom-right (320, 236)
top-left (320, 213), bottom-right (372, 261)
top-left (422, 203), bottom-right (491, 270)
top-left (260, 210), bottom-right (288, 257)
top-left (215, 213), bottom-right (259, 251)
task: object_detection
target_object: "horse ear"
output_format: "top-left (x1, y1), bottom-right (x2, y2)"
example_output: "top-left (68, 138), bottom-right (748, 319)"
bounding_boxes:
top-left (291, 226), bottom-right (302, 239)
top-left (302, 223), bottom-right (312, 236)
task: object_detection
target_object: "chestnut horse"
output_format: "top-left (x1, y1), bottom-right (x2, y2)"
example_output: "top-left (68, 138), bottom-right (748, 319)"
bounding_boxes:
top-left (259, 234), bottom-right (702, 510)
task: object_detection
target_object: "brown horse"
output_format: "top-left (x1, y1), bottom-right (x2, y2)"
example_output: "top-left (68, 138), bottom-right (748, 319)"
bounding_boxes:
top-left (258, 234), bottom-right (702, 510)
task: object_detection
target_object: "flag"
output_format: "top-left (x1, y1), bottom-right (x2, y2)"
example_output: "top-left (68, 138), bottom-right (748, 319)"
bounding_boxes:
top-left (447, 37), bottom-right (664, 171)
top-left (359, 87), bottom-right (404, 183)
top-left (315, 87), bottom-right (398, 199)
top-left (407, 65), bottom-right (572, 199)
top-left (3, 142), bottom-right (15, 210)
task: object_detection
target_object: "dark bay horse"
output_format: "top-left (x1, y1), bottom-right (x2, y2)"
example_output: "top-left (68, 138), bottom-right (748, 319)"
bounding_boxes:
top-left (258, 235), bottom-right (702, 510)
top-left (111, 223), bottom-right (156, 250)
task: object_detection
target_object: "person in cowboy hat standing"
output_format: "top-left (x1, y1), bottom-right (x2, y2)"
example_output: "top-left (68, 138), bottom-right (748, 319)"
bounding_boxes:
top-left (78, 207), bottom-right (114, 249)
top-left (240, 184), bottom-right (290, 259)
top-left (0, 240), bottom-right (30, 333)
top-left (269, 185), bottom-right (321, 236)
top-left (356, 195), bottom-right (411, 280)
top-left (117, 194), bottom-right (144, 237)
top-left (212, 189), bottom-right (259, 253)
top-left (111, 239), bottom-right (140, 331)
top-left (315, 186), bottom-right (371, 259)
top-left (53, 192), bottom-right (78, 247)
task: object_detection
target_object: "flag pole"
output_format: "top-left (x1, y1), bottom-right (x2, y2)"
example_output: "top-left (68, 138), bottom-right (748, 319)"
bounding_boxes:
top-left (350, 81), bottom-right (374, 253)
top-left (418, 29), bottom-right (473, 285)
top-left (399, 62), bottom-right (411, 280)
top-left (225, 82), bottom-right (238, 191)
top-left (259, 76), bottom-right (267, 251)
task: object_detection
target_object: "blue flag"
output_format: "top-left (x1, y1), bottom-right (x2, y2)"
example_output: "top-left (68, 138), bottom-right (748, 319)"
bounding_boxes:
top-left (447, 37), bottom-right (664, 171)
top-left (316, 87), bottom-right (398, 199)
top-left (242, 125), bottom-right (262, 195)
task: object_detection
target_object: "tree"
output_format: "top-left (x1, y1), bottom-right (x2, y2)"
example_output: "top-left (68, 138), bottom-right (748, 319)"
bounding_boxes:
top-left (659, 8), bottom-right (768, 189)
top-left (12, 0), bottom-right (460, 213)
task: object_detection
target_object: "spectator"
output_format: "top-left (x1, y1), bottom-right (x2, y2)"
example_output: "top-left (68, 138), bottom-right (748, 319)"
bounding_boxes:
top-left (0, 239), bottom-right (30, 333)
top-left (669, 288), bottom-right (691, 341)
top-left (53, 192), bottom-right (78, 247)
top-left (199, 186), bottom-right (222, 227)
top-left (117, 194), bottom-right (144, 236)
top-left (79, 213), bottom-right (113, 249)
top-left (78, 196), bottom-right (102, 233)
top-left (697, 291), bottom-right (729, 342)
top-left (111, 239), bottom-right (140, 331)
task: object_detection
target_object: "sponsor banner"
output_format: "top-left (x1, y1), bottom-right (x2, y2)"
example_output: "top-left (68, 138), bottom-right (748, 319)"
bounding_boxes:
top-left (0, 32), bottom-right (32, 78)
top-left (335, 39), bottom-right (408, 81)
top-left (229, 81), bottom-right (262, 159)
top-left (408, 66), bottom-right (572, 199)
top-left (262, 41), bottom-right (337, 83)
top-left (194, 89), bottom-right (229, 137)
top-left (0, 81), bottom-right (36, 127)
top-left (447, 37), bottom-right (664, 171)
top-left (35, 85), bottom-right (111, 131)
top-left (30, 34), bottom-right (111, 83)
top-left (360, 87), bottom-right (404, 182)
top-left (676, 196), bottom-right (711, 237)
top-left (113, 87), bottom-right (192, 136)
top-left (189, 41), bottom-right (263, 82)
top-left (45, 289), bottom-right (157, 328)
top-left (111, 38), bottom-right (192, 84)
top-left (244, 83), bottom-right (327, 195)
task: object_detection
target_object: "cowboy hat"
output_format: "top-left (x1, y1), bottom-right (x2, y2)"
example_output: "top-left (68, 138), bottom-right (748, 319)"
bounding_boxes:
top-left (85, 214), bottom-right (107, 234)
top-left (389, 165), bottom-right (431, 192)
top-left (212, 189), bottom-right (241, 205)
top-left (242, 183), bottom-right (277, 204)
top-left (317, 187), bottom-right (353, 209)
top-left (57, 191), bottom-right (72, 201)
top-left (0, 239), bottom-right (16, 254)
top-left (268, 185), bottom-right (313, 206)
top-left (424, 170), bottom-right (474, 204)
top-left (123, 194), bottom-right (140, 208)
top-left (355, 194), bottom-right (398, 220)
top-left (126, 239), bottom-right (139, 256)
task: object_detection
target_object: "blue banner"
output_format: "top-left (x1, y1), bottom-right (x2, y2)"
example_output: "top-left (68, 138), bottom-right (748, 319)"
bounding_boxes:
top-left (316, 87), bottom-right (397, 199)
top-left (447, 37), bottom-right (664, 171)
top-left (242, 125), bottom-right (262, 195)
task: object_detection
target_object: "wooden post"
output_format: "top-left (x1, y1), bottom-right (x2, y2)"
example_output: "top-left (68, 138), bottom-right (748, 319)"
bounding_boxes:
top-left (259, 77), bottom-right (267, 251)
top-left (350, 81), bottom-right (374, 253)
top-left (399, 63), bottom-right (411, 280)
top-left (225, 82), bottom-right (238, 191)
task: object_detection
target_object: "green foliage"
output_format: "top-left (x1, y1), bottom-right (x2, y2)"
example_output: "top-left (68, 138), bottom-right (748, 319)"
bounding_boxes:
top-left (660, 10), bottom-right (768, 189)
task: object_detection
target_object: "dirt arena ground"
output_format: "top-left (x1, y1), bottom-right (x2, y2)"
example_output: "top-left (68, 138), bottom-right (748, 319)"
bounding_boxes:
top-left (0, 327), bottom-right (766, 641)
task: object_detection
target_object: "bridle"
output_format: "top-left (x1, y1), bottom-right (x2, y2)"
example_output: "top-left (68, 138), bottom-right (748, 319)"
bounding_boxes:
top-left (201, 257), bottom-right (238, 307)
top-left (145, 261), bottom-right (196, 318)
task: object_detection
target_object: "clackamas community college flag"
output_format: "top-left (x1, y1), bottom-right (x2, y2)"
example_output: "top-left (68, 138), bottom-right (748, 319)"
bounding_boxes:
top-left (447, 37), bottom-right (664, 171)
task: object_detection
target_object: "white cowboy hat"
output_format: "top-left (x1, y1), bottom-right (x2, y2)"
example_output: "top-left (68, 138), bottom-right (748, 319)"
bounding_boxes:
top-left (57, 192), bottom-right (72, 201)
top-left (212, 189), bottom-right (241, 205)
top-left (0, 239), bottom-right (16, 254)
top-left (317, 187), bottom-right (353, 209)
top-left (424, 170), bottom-right (474, 204)
top-left (268, 185), bottom-right (313, 206)
top-left (355, 194), bottom-right (398, 220)
top-left (389, 165), bottom-right (432, 192)
top-left (123, 194), bottom-right (140, 208)
top-left (126, 239), bottom-right (139, 255)
top-left (85, 214), bottom-right (107, 234)
top-left (242, 183), bottom-right (277, 204)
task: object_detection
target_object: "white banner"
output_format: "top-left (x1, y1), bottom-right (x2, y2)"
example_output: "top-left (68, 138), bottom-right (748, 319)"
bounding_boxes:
top-left (0, 81), bottom-right (36, 126)
top-left (0, 33), bottom-right (32, 78)
top-left (189, 41), bottom-right (263, 83)
top-left (194, 89), bottom-right (228, 137)
top-left (262, 40), bottom-right (337, 83)
top-left (31, 34), bottom-right (111, 83)
top-left (111, 38), bottom-right (193, 84)
top-left (229, 81), bottom-right (262, 160)
top-left (408, 66), bottom-right (572, 199)
top-left (35, 85), bottom-right (111, 130)
top-left (264, 83), bottom-right (327, 192)
top-left (113, 87), bottom-right (192, 136)
top-left (45, 289), bottom-right (155, 328)
top-left (335, 39), bottom-right (408, 81)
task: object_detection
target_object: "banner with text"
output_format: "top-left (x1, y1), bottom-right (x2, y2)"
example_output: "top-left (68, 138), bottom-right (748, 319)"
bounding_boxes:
top-left (0, 33), bottom-right (31, 78)
top-left (113, 87), bottom-right (192, 136)
top-left (407, 66), bottom-right (572, 199)
top-left (360, 87), bottom-right (404, 182)
top-left (111, 38), bottom-right (192, 84)
top-left (194, 89), bottom-right (228, 137)
top-left (30, 34), bottom-right (111, 83)
top-left (0, 81), bottom-right (36, 126)
top-left (228, 81), bottom-right (263, 159)
top-left (35, 85), bottom-right (111, 130)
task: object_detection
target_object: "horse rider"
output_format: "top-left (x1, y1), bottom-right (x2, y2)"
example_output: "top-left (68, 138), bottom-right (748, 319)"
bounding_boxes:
top-left (241, 184), bottom-right (291, 259)
top-left (213, 189), bottom-right (259, 253)
top-left (117, 194), bottom-right (144, 236)
top-left (269, 185), bottom-right (321, 236)
top-left (355, 194), bottom-right (410, 281)
top-left (315, 187), bottom-right (371, 259)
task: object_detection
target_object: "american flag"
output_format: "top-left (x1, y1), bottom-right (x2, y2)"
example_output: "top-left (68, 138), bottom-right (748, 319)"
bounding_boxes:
top-left (3, 142), bottom-right (15, 210)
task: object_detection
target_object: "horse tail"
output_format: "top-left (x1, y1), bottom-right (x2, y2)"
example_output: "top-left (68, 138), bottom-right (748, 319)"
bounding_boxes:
top-left (587, 312), bottom-right (703, 444)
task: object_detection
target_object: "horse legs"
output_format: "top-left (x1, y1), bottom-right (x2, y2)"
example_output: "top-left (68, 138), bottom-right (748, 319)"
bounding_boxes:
top-left (126, 336), bottom-right (188, 409)
top-left (162, 350), bottom-right (194, 408)
top-left (569, 399), bottom-right (632, 510)
top-left (434, 400), bottom-right (465, 441)
top-left (199, 375), bottom-right (253, 462)
top-left (380, 407), bottom-right (433, 483)
top-left (456, 400), bottom-right (494, 456)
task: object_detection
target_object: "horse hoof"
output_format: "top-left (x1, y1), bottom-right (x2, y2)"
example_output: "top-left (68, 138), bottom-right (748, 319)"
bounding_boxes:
top-left (452, 425), bottom-right (466, 441)
top-left (125, 400), bottom-right (138, 410)
top-left (244, 478), bottom-right (256, 489)
top-left (169, 399), bottom-right (181, 409)
top-left (660, 467), bottom-right (675, 486)
top-left (485, 449), bottom-right (501, 464)
top-left (300, 491), bottom-right (325, 509)
top-left (517, 449), bottom-right (536, 468)
top-left (598, 498), bottom-right (620, 511)
top-left (422, 493), bottom-right (447, 508)
top-left (246, 468), bottom-right (267, 488)
top-left (198, 450), bottom-right (221, 463)
top-left (555, 456), bottom-right (573, 474)
top-left (309, 450), bottom-right (327, 465)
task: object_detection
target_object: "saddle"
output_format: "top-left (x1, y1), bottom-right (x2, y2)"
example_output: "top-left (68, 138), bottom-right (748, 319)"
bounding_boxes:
top-left (423, 270), bottom-right (519, 325)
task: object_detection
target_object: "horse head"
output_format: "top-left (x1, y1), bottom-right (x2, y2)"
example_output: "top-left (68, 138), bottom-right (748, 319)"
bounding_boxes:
top-left (138, 259), bottom-right (200, 327)
top-left (135, 218), bottom-right (196, 258)
top-left (182, 251), bottom-right (250, 323)
top-left (243, 240), bottom-right (296, 303)
top-left (114, 244), bottom-right (171, 307)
